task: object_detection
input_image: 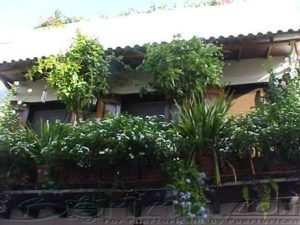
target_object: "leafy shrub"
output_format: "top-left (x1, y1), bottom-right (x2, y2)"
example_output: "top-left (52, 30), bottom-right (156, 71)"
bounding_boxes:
top-left (66, 114), bottom-right (182, 168)
top-left (6, 114), bottom-right (181, 172)
top-left (217, 60), bottom-right (300, 165)
top-left (140, 36), bottom-right (223, 101)
top-left (27, 32), bottom-right (114, 122)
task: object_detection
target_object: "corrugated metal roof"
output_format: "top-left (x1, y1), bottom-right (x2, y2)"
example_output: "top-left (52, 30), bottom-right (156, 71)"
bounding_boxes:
top-left (0, 1), bottom-right (299, 64)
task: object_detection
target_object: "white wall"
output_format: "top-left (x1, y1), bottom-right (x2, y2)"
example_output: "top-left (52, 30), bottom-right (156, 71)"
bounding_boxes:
top-left (12, 57), bottom-right (288, 103)
top-left (222, 56), bottom-right (287, 85)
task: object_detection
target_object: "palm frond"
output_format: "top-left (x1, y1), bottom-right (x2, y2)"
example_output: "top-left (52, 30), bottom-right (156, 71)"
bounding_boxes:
top-left (176, 89), bottom-right (231, 185)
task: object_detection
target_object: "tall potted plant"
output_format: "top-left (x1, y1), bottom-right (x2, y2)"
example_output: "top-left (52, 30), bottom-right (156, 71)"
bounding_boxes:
top-left (176, 91), bottom-right (231, 185)
top-left (14, 120), bottom-right (71, 186)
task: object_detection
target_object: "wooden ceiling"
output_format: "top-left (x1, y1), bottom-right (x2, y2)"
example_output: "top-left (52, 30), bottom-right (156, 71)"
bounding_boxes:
top-left (118, 31), bottom-right (300, 64)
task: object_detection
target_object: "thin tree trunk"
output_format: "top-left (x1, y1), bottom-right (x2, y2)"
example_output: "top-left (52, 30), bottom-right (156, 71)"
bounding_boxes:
top-left (226, 160), bottom-right (237, 183)
top-left (250, 157), bottom-right (256, 175)
top-left (213, 149), bottom-right (221, 186)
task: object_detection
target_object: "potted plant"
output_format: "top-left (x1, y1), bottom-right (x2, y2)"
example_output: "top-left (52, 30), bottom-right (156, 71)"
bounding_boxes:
top-left (15, 120), bottom-right (71, 186)
top-left (139, 36), bottom-right (223, 103)
top-left (176, 90), bottom-right (231, 185)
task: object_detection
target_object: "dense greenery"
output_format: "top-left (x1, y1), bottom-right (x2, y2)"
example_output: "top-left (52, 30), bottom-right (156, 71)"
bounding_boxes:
top-left (27, 32), bottom-right (113, 122)
top-left (3, 36), bottom-right (227, 218)
top-left (6, 30), bottom-right (300, 218)
top-left (218, 59), bottom-right (300, 167)
top-left (0, 95), bottom-right (36, 185)
top-left (7, 115), bottom-right (180, 171)
top-left (140, 36), bottom-right (223, 101)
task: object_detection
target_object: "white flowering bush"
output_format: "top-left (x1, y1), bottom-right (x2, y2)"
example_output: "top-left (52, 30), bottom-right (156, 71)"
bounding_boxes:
top-left (7, 114), bottom-right (181, 173)
top-left (217, 60), bottom-right (300, 165)
top-left (0, 95), bottom-right (36, 184)
top-left (0, 113), bottom-right (184, 187)
top-left (65, 114), bottom-right (182, 168)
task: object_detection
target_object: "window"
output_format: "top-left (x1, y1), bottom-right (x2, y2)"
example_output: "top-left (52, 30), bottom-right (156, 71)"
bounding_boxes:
top-left (121, 94), bottom-right (172, 118)
top-left (27, 101), bottom-right (68, 130)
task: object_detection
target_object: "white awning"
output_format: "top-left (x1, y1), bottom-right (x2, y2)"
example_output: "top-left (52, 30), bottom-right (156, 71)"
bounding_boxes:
top-left (0, 1), bottom-right (299, 64)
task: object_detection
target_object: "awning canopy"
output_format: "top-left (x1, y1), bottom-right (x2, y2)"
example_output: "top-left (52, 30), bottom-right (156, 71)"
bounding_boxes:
top-left (0, 1), bottom-right (299, 64)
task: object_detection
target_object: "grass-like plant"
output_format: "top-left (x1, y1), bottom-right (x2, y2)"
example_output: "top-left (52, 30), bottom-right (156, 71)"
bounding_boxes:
top-left (17, 120), bottom-right (71, 165)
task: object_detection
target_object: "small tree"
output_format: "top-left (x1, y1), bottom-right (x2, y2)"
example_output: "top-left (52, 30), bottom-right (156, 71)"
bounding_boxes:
top-left (27, 32), bottom-right (112, 123)
top-left (140, 36), bottom-right (223, 101)
top-left (176, 91), bottom-right (231, 185)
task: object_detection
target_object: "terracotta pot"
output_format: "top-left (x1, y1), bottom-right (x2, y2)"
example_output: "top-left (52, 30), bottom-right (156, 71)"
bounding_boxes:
top-left (141, 167), bottom-right (164, 181)
top-left (197, 153), bottom-right (214, 177)
top-left (204, 86), bottom-right (221, 101)
top-left (37, 164), bottom-right (49, 185)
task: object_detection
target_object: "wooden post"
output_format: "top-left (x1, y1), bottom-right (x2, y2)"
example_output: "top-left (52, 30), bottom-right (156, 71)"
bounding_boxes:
top-left (96, 96), bottom-right (104, 118)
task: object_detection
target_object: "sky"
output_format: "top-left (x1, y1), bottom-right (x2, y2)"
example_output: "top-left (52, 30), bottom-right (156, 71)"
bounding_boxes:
top-left (0, 0), bottom-right (206, 31)
top-left (1, 0), bottom-right (299, 32)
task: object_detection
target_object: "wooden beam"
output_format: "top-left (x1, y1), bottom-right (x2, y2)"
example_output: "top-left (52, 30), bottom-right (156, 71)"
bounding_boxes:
top-left (290, 41), bottom-right (294, 56)
top-left (294, 42), bottom-right (299, 58)
top-left (223, 38), bottom-right (300, 50)
top-left (265, 44), bottom-right (272, 58)
top-left (237, 47), bottom-right (242, 61)
top-left (96, 96), bottom-right (104, 118)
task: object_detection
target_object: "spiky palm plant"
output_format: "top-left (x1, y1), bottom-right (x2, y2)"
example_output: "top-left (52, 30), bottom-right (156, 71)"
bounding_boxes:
top-left (22, 120), bottom-right (71, 164)
top-left (176, 90), bottom-right (231, 185)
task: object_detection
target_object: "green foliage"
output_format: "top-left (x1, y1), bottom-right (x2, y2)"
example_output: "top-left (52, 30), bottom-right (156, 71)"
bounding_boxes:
top-left (176, 90), bottom-right (231, 185)
top-left (5, 114), bottom-right (181, 173)
top-left (140, 36), bottom-right (223, 101)
top-left (0, 95), bottom-right (19, 131)
top-left (177, 90), bottom-right (231, 151)
top-left (16, 120), bottom-right (72, 165)
top-left (27, 32), bottom-right (112, 119)
top-left (242, 180), bottom-right (278, 216)
top-left (218, 60), bottom-right (300, 164)
top-left (256, 180), bottom-right (278, 216)
top-left (0, 94), bottom-right (24, 156)
top-left (167, 160), bottom-right (207, 220)
top-left (36, 9), bottom-right (82, 28)
top-left (0, 94), bottom-right (36, 185)
top-left (241, 186), bottom-right (249, 204)
top-left (257, 184), bottom-right (271, 215)
top-left (65, 114), bottom-right (181, 168)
